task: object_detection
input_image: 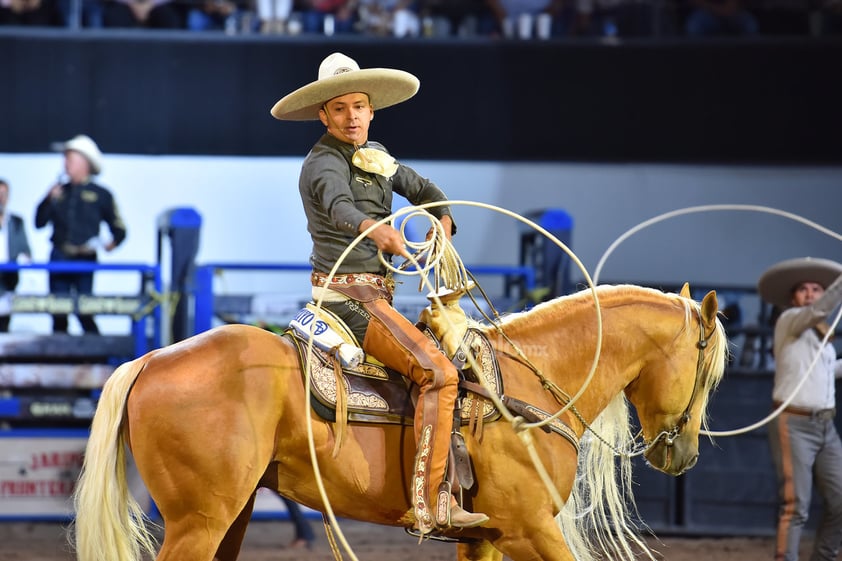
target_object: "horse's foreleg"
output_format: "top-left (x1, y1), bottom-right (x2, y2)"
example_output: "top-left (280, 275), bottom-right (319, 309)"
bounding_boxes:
top-left (489, 516), bottom-right (577, 561)
top-left (213, 492), bottom-right (257, 561)
top-left (457, 540), bottom-right (503, 561)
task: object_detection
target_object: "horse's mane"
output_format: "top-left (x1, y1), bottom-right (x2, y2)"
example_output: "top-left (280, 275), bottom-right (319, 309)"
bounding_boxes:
top-left (484, 283), bottom-right (727, 561)
top-left (494, 284), bottom-right (685, 330)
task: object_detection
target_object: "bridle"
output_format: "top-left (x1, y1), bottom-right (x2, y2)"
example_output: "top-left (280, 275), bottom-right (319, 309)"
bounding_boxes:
top-left (640, 308), bottom-right (715, 454)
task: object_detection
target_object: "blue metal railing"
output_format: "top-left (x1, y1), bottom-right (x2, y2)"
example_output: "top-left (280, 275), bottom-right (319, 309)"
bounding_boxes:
top-left (193, 262), bottom-right (535, 334)
top-left (0, 262), bottom-right (163, 356)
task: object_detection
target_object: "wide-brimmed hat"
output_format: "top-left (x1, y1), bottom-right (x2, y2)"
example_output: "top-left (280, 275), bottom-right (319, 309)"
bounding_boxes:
top-left (51, 134), bottom-right (103, 175)
top-left (757, 257), bottom-right (842, 308)
top-left (270, 52), bottom-right (420, 121)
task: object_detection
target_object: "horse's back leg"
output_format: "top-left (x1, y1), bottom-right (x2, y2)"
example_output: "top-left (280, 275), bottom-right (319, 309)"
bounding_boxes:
top-left (214, 492), bottom-right (256, 561)
top-left (154, 514), bottom-right (229, 561)
top-left (151, 493), bottom-right (255, 561)
top-left (457, 540), bottom-right (504, 561)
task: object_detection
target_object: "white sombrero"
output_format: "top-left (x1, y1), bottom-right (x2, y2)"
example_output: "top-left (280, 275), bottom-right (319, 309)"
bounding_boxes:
top-left (270, 52), bottom-right (420, 121)
top-left (757, 257), bottom-right (842, 309)
top-left (50, 134), bottom-right (103, 175)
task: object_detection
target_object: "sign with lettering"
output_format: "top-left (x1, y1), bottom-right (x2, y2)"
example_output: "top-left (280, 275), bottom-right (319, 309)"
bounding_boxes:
top-left (11, 295), bottom-right (145, 315)
top-left (0, 435), bottom-right (150, 519)
top-left (0, 436), bottom-right (86, 517)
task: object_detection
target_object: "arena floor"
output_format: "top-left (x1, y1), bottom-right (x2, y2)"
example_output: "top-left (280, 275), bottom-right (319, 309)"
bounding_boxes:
top-left (0, 519), bottom-right (797, 560)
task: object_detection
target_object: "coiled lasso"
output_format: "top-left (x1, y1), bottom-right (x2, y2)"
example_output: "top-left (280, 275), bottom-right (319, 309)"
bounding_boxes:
top-left (302, 200), bottom-right (601, 560)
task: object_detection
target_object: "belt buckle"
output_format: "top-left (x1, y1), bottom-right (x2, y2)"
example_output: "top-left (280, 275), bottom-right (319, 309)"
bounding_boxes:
top-left (816, 408), bottom-right (836, 421)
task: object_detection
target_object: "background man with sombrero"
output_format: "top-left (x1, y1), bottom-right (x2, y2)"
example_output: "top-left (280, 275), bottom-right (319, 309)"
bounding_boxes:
top-left (271, 52), bottom-right (488, 534)
top-left (35, 134), bottom-right (127, 335)
top-left (758, 256), bottom-right (842, 561)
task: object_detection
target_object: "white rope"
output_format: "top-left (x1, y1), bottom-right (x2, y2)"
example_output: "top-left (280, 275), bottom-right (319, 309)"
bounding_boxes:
top-left (592, 203), bottom-right (842, 438)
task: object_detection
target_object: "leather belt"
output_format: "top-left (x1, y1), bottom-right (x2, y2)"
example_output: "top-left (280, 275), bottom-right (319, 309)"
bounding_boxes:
top-left (311, 271), bottom-right (391, 290)
top-left (774, 401), bottom-right (836, 421)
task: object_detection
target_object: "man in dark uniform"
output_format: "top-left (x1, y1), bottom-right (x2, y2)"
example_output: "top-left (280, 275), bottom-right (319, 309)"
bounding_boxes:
top-left (35, 134), bottom-right (126, 334)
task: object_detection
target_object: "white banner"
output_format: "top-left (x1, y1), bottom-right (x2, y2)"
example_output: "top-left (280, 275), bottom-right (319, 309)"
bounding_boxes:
top-left (0, 435), bottom-right (149, 519)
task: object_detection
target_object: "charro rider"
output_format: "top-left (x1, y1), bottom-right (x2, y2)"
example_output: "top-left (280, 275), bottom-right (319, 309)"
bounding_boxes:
top-left (758, 257), bottom-right (842, 561)
top-left (270, 52), bottom-right (489, 533)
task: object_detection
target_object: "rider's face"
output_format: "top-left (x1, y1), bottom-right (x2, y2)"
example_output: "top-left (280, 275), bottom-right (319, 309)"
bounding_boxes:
top-left (319, 92), bottom-right (374, 145)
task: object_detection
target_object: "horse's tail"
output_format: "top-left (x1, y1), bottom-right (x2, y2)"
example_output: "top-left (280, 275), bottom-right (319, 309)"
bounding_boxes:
top-left (71, 358), bottom-right (158, 561)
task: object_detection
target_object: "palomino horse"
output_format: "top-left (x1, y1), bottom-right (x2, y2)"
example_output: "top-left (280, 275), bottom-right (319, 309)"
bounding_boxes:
top-left (73, 284), bottom-right (727, 561)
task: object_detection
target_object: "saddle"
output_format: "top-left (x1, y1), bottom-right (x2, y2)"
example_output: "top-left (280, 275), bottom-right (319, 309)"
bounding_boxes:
top-left (285, 303), bottom-right (579, 448)
top-left (286, 317), bottom-right (503, 429)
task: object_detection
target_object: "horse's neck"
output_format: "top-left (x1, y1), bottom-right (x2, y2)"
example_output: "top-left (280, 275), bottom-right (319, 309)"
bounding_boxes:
top-left (496, 292), bottom-right (680, 422)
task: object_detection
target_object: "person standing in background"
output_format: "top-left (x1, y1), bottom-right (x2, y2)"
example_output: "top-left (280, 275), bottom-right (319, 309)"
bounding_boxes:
top-left (0, 179), bottom-right (32, 332)
top-left (758, 257), bottom-right (842, 561)
top-left (35, 134), bottom-right (126, 335)
top-left (277, 495), bottom-right (315, 549)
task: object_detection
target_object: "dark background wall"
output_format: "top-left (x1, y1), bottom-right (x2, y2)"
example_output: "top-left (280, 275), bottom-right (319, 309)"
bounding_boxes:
top-left (1, 29), bottom-right (841, 164)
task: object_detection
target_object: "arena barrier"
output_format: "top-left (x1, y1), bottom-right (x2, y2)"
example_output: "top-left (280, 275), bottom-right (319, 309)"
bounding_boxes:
top-left (192, 262), bottom-right (537, 336)
top-left (0, 262), bottom-right (163, 520)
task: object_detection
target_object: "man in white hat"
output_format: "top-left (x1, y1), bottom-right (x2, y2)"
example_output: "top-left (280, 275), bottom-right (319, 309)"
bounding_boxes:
top-left (35, 134), bottom-right (126, 335)
top-left (758, 257), bottom-right (842, 561)
top-left (271, 52), bottom-right (488, 534)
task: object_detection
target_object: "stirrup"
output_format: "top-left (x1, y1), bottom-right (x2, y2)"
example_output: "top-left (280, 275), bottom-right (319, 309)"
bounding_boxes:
top-left (434, 482), bottom-right (489, 529)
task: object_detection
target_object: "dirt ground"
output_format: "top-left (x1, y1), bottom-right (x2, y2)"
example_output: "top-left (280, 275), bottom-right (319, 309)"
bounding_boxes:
top-left (0, 519), bottom-right (803, 561)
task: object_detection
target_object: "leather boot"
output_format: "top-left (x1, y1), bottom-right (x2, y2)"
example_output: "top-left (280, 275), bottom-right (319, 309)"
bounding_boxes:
top-left (362, 298), bottom-right (461, 531)
top-left (449, 503), bottom-right (490, 528)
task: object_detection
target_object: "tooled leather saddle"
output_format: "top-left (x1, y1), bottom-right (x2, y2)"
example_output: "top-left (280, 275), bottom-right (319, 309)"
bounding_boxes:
top-left (284, 314), bottom-right (578, 448)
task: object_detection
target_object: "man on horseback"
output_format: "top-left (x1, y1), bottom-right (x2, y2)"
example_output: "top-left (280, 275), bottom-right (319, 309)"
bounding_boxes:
top-left (270, 52), bottom-right (489, 534)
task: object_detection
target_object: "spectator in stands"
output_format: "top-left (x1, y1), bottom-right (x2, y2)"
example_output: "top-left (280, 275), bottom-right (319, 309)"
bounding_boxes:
top-left (296, 0), bottom-right (356, 34)
top-left (256, 0), bottom-right (291, 31)
top-left (758, 257), bottom-right (842, 561)
top-left (102, 0), bottom-right (181, 28)
top-left (270, 52), bottom-right (488, 535)
top-left (571, 0), bottom-right (655, 37)
top-left (34, 134), bottom-right (127, 335)
top-left (684, 0), bottom-right (759, 35)
top-left (0, 0), bottom-right (57, 25)
top-left (186, 0), bottom-right (256, 31)
top-left (419, 0), bottom-right (492, 36)
top-left (0, 179), bottom-right (32, 333)
top-left (484, 0), bottom-right (569, 38)
top-left (357, 0), bottom-right (420, 37)
top-left (54, 0), bottom-right (103, 27)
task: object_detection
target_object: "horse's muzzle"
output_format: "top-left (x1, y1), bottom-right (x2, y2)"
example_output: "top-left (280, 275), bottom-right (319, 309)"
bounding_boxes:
top-left (645, 439), bottom-right (699, 475)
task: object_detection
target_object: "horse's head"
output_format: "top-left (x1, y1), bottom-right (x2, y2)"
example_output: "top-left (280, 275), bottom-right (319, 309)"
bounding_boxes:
top-left (625, 285), bottom-right (726, 476)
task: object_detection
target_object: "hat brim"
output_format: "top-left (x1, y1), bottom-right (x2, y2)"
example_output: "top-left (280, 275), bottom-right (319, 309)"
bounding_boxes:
top-left (51, 140), bottom-right (102, 175)
top-left (270, 68), bottom-right (420, 121)
top-left (757, 257), bottom-right (842, 308)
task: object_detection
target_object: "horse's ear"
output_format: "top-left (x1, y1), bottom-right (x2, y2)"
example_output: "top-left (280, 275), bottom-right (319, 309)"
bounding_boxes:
top-left (679, 283), bottom-right (691, 299)
top-left (700, 290), bottom-right (719, 327)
